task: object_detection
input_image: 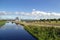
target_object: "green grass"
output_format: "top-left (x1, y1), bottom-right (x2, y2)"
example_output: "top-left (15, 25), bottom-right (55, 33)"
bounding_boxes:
top-left (0, 20), bottom-right (6, 27)
top-left (21, 24), bottom-right (60, 40)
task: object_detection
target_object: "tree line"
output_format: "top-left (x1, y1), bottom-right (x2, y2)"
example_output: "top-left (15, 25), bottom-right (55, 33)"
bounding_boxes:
top-left (21, 18), bottom-right (60, 23)
top-left (40, 18), bottom-right (60, 23)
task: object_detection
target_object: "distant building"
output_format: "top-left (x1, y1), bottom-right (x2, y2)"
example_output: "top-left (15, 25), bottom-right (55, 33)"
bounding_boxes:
top-left (15, 17), bottom-right (22, 24)
top-left (15, 17), bottom-right (19, 21)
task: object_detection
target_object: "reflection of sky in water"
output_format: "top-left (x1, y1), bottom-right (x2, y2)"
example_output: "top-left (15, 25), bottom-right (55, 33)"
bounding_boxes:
top-left (0, 22), bottom-right (24, 30)
top-left (0, 22), bottom-right (36, 40)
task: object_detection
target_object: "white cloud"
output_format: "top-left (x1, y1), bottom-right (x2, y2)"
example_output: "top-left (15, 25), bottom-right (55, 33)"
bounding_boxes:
top-left (0, 11), bottom-right (7, 15)
top-left (0, 9), bottom-right (60, 19)
top-left (31, 10), bottom-right (60, 19)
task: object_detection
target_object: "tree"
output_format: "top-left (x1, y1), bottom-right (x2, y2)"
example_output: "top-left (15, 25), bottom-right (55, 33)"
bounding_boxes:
top-left (58, 18), bottom-right (60, 21)
top-left (43, 19), bottom-right (45, 23)
top-left (47, 19), bottom-right (51, 23)
top-left (53, 19), bottom-right (58, 23)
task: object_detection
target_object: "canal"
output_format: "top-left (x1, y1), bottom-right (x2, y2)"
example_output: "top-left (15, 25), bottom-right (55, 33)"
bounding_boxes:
top-left (0, 22), bottom-right (36, 40)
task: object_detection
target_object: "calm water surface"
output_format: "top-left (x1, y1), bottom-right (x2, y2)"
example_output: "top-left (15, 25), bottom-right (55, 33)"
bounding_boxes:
top-left (0, 22), bottom-right (36, 40)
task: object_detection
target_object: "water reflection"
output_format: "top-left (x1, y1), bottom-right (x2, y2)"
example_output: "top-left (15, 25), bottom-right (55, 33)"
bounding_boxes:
top-left (0, 22), bottom-right (36, 40)
top-left (15, 23), bottom-right (19, 25)
top-left (12, 22), bottom-right (14, 24)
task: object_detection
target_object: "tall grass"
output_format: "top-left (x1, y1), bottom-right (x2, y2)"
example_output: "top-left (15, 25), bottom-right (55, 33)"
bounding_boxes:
top-left (22, 24), bottom-right (60, 40)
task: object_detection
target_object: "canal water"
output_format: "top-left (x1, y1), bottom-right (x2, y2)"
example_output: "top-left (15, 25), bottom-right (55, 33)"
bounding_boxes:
top-left (0, 22), bottom-right (36, 40)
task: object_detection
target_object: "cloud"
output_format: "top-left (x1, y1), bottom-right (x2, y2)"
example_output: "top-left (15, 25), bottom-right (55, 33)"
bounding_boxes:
top-left (0, 11), bottom-right (7, 15)
top-left (31, 9), bottom-right (60, 19)
top-left (0, 9), bottom-right (60, 19)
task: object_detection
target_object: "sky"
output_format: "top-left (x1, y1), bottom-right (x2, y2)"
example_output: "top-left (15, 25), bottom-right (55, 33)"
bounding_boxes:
top-left (0, 0), bottom-right (60, 19)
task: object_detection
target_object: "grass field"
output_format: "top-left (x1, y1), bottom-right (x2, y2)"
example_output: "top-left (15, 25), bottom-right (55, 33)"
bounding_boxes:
top-left (20, 21), bottom-right (60, 40)
top-left (0, 20), bottom-right (6, 27)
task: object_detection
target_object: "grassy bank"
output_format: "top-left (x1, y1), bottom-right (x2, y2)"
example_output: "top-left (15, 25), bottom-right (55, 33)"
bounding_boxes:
top-left (20, 22), bottom-right (60, 40)
top-left (0, 20), bottom-right (6, 26)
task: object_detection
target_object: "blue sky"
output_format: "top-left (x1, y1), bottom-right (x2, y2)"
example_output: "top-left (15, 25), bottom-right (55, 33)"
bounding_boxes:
top-left (0, 0), bottom-right (60, 19)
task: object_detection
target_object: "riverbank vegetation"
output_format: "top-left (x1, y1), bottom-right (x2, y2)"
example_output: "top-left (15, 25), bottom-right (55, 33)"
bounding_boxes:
top-left (0, 20), bottom-right (6, 26)
top-left (20, 23), bottom-right (60, 40)
top-left (24, 25), bottom-right (60, 40)
top-left (19, 18), bottom-right (60, 40)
